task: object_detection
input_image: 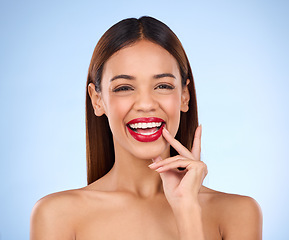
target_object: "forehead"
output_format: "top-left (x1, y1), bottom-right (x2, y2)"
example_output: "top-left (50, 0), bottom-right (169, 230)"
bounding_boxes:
top-left (102, 40), bottom-right (180, 80)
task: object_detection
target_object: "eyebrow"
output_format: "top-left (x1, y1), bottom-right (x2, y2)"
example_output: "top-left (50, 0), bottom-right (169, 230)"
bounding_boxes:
top-left (153, 73), bottom-right (176, 79)
top-left (110, 74), bottom-right (135, 82)
top-left (110, 73), bottom-right (176, 82)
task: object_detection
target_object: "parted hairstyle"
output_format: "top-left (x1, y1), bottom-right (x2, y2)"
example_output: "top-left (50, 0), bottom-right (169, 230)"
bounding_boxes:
top-left (85, 16), bottom-right (199, 185)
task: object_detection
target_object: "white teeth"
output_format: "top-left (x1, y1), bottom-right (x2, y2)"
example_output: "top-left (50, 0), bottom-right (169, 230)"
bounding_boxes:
top-left (155, 122), bottom-right (162, 127)
top-left (139, 130), bottom-right (158, 135)
top-left (129, 122), bottom-right (163, 129)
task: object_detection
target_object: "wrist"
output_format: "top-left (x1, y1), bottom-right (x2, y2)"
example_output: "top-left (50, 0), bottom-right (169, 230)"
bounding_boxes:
top-left (171, 198), bottom-right (201, 215)
top-left (172, 202), bottom-right (202, 219)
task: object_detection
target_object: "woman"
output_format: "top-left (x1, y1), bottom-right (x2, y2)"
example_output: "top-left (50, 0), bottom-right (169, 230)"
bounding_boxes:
top-left (30, 16), bottom-right (262, 239)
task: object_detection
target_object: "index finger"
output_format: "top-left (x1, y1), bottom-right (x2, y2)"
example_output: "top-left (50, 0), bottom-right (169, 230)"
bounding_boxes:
top-left (162, 127), bottom-right (193, 159)
top-left (191, 125), bottom-right (202, 160)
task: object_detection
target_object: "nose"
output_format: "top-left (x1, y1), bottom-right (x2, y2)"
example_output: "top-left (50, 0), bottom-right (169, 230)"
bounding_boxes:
top-left (133, 89), bottom-right (158, 113)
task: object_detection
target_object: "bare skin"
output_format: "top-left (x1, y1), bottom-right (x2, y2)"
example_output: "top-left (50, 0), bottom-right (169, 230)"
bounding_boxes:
top-left (30, 40), bottom-right (262, 239)
top-left (30, 176), bottom-right (262, 239)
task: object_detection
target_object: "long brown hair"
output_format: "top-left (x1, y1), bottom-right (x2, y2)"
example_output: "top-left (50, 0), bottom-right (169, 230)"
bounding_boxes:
top-left (85, 16), bottom-right (199, 185)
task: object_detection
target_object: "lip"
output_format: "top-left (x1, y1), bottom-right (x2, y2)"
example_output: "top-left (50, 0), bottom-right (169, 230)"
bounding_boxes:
top-left (126, 117), bottom-right (165, 142)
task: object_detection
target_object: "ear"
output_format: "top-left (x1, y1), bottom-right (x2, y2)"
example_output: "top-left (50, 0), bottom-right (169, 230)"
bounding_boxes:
top-left (87, 83), bottom-right (105, 116)
top-left (181, 79), bottom-right (190, 112)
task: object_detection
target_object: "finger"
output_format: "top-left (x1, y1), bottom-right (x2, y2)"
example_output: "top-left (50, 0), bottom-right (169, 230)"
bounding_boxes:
top-left (162, 127), bottom-right (192, 159)
top-left (191, 125), bottom-right (202, 160)
top-left (155, 160), bottom-right (207, 175)
top-left (154, 159), bottom-right (197, 173)
top-left (152, 156), bottom-right (162, 163)
top-left (149, 155), bottom-right (186, 169)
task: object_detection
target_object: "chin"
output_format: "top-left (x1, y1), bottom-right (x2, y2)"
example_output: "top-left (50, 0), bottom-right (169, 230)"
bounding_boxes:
top-left (130, 139), bottom-right (169, 160)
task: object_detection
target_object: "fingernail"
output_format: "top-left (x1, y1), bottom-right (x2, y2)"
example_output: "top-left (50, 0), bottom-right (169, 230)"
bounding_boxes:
top-left (148, 162), bottom-right (156, 168)
top-left (163, 127), bottom-right (169, 133)
top-left (156, 167), bottom-right (164, 172)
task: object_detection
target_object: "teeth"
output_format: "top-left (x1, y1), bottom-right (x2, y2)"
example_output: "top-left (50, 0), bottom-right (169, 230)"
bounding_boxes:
top-left (139, 130), bottom-right (158, 135)
top-left (129, 122), bottom-right (162, 129)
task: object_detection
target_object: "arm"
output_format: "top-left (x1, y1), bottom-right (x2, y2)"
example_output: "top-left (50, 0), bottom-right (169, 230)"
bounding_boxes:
top-left (172, 202), bottom-right (205, 240)
top-left (30, 193), bottom-right (75, 240)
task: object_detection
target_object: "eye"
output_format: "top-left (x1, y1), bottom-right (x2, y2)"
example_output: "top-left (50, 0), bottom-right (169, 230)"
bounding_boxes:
top-left (155, 84), bottom-right (175, 90)
top-left (112, 85), bottom-right (134, 92)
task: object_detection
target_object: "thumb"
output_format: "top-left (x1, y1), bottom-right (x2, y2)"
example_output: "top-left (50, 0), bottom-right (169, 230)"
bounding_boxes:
top-left (152, 156), bottom-right (162, 163)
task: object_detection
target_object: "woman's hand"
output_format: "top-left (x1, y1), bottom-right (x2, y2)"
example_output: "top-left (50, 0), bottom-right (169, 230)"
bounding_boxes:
top-left (148, 125), bottom-right (207, 209)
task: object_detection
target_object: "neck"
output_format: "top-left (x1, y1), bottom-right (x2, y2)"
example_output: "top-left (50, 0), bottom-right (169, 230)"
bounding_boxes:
top-left (104, 142), bottom-right (170, 198)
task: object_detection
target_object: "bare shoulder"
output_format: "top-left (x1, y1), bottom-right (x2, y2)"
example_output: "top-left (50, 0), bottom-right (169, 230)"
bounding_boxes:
top-left (201, 186), bottom-right (262, 214)
top-left (201, 186), bottom-right (263, 240)
top-left (30, 188), bottom-right (85, 240)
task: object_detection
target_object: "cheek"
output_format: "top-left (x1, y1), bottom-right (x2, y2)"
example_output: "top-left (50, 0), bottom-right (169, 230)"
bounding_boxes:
top-left (159, 92), bottom-right (182, 135)
top-left (105, 96), bottom-right (132, 127)
top-left (160, 90), bottom-right (182, 113)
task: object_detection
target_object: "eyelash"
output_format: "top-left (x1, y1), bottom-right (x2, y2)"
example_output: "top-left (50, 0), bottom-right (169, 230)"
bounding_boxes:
top-left (155, 84), bottom-right (175, 90)
top-left (112, 84), bottom-right (175, 92)
top-left (112, 85), bottom-right (134, 92)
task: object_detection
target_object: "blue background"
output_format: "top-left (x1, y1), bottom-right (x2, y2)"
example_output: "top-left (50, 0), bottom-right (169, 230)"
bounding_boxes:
top-left (0, 0), bottom-right (288, 239)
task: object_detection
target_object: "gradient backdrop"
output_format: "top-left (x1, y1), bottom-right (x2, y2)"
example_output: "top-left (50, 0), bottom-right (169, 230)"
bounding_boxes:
top-left (0, 0), bottom-right (288, 239)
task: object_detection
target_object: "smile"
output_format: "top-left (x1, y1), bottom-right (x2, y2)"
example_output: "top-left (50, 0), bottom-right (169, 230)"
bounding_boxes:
top-left (126, 117), bottom-right (165, 142)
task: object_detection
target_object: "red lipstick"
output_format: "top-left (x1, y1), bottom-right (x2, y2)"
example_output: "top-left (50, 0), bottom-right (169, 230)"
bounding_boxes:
top-left (127, 117), bottom-right (165, 142)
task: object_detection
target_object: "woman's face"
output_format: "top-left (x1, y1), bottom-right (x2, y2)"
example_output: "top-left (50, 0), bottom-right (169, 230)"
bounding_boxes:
top-left (89, 40), bottom-right (189, 159)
